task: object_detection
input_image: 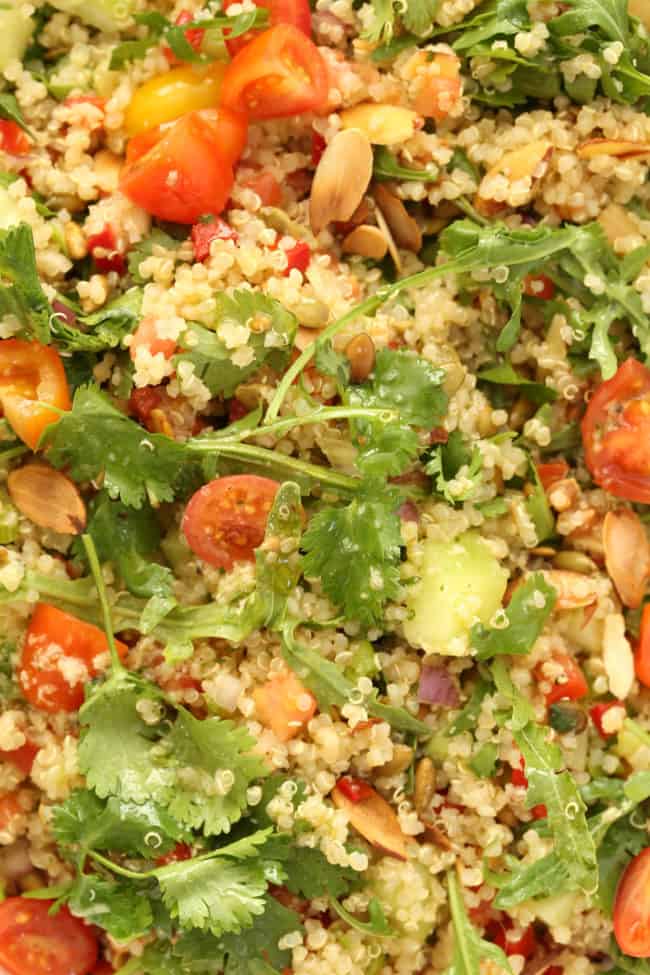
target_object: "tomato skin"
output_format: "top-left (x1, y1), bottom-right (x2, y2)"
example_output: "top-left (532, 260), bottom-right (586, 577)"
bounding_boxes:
top-left (0, 898), bottom-right (99, 975)
top-left (163, 10), bottom-right (206, 64)
top-left (614, 847), bottom-right (650, 957)
top-left (191, 217), bottom-right (238, 262)
top-left (534, 653), bottom-right (588, 706)
top-left (284, 241), bottom-right (310, 275)
top-left (0, 742), bottom-right (38, 776)
top-left (590, 700), bottom-right (625, 737)
top-left (0, 121), bottom-right (31, 156)
top-left (121, 109), bottom-right (246, 224)
top-left (220, 24), bottom-right (329, 120)
top-left (582, 358), bottom-right (650, 503)
top-left (0, 339), bottom-right (71, 450)
top-left (636, 602), bottom-right (650, 688)
top-left (223, 0), bottom-right (312, 56)
top-left (182, 475), bottom-right (280, 569)
top-left (19, 604), bottom-right (128, 713)
top-left (86, 225), bottom-right (126, 275)
top-left (523, 274), bottom-right (556, 300)
top-left (336, 776), bottom-right (375, 803)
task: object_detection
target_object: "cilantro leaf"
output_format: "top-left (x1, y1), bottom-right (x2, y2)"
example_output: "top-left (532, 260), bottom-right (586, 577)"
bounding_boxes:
top-left (426, 431), bottom-right (483, 504)
top-left (128, 230), bottom-right (178, 284)
top-left (264, 834), bottom-right (360, 900)
top-left (155, 856), bottom-right (268, 937)
top-left (447, 870), bottom-right (512, 975)
top-left (176, 291), bottom-right (297, 398)
top-left (364, 0), bottom-right (437, 41)
top-left (302, 484), bottom-right (402, 629)
top-left (68, 874), bottom-right (155, 942)
top-left (254, 482), bottom-right (303, 628)
top-left (50, 288), bottom-right (143, 352)
top-left (0, 222), bottom-right (52, 343)
top-left (43, 385), bottom-right (192, 508)
top-left (373, 147), bottom-right (438, 183)
top-left (219, 896), bottom-right (302, 975)
top-left (470, 573), bottom-right (556, 659)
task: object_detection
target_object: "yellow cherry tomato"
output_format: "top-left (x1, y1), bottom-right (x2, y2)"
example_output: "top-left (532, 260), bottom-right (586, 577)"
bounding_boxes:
top-left (124, 62), bottom-right (227, 137)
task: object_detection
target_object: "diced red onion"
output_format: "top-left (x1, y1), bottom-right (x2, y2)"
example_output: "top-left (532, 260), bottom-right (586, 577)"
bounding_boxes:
top-left (398, 500), bottom-right (419, 522)
top-left (418, 665), bottom-right (459, 707)
top-left (51, 299), bottom-right (77, 327)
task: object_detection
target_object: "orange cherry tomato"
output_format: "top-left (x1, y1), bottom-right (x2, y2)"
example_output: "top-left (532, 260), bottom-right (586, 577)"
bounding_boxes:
top-left (412, 52), bottom-right (461, 121)
top-left (223, 0), bottom-right (312, 56)
top-left (0, 898), bottom-right (98, 975)
top-left (0, 121), bottom-right (31, 156)
top-left (253, 671), bottom-right (317, 741)
top-left (0, 742), bottom-right (38, 776)
top-left (19, 604), bottom-right (128, 713)
top-left (613, 847), bottom-right (650, 957)
top-left (0, 339), bottom-right (71, 450)
top-left (582, 358), bottom-right (650, 503)
top-left (129, 317), bottom-right (177, 362)
top-left (534, 652), bottom-right (588, 706)
top-left (182, 474), bottom-right (279, 569)
top-left (220, 24), bottom-right (329, 120)
top-left (121, 108), bottom-right (247, 224)
top-left (635, 602), bottom-right (650, 688)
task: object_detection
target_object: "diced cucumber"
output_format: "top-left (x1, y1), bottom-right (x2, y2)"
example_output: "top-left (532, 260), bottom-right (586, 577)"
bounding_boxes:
top-left (616, 717), bottom-right (650, 763)
top-left (0, 8), bottom-right (34, 71)
top-left (48, 0), bottom-right (134, 32)
top-left (404, 531), bottom-right (508, 654)
top-left (0, 490), bottom-right (18, 545)
top-left (344, 640), bottom-right (378, 683)
top-left (525, 890), bottom-right (579, 927)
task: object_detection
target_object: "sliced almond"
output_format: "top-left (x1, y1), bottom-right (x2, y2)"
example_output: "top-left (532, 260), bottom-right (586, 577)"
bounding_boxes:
top-left (7, 463), bottom-right (86, 535)
top-left (372, 183), bottom-right (422, 252)
top-left (476, 140), bottom-right (553, 215)
top-left (374, 204), bottom-right (402, 273)
top-left (340, 104), bottom-right (418, 146)
top-left (603, 612), bottom-right (635, 700)
top-left (577, 139), bottom-right (650, 160)
top-left (331, 782), bottom-right (408, 859)
top-left (629, 0), bottom-right (650, 29)
top-left (540, 569), bottom-right (600, 609)
top-left (341, 224), bottom-right (388, 260)
top-left (310, 129), bottom-right (373, 235)
top-left (603, 508), bottom-right (650, 609)
top-left (294, 325), bottom-right (324, 351)
top-left (598, 202), bottom-right (639, 246)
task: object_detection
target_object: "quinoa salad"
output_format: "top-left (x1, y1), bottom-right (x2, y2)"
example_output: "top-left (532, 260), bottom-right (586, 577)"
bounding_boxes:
top-left (3, 0), bottom-right (650, 973)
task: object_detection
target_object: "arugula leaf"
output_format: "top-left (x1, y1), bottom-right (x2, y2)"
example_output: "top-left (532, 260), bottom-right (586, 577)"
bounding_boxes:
top-left (0, 94), bottom-right (33, 136)
top-left (330, 897), bottom-right (395, 937)
top-left (302, 484), bottom-right (402, 629)
top-left (373, 146), bottom-right (438, 183)
top-left (447, 870), bottom-right (512, 975)
top-left (127, 229), bottom-right (178, 284)
top-left (0, 222), bottom-right (52, 343)
top-left (447, 676), bottom-right (492, 735)
top-left (176, 290), bottom-right (297, 398)
top-left (364, 0), bottom-right (437, 41)
top-left (478, 362), bottom-right (557, 406)
top-left (469, 741), bottom-right (499, 778)
top-left (470, 573), bottom-right (556, 659)
top-left (43, 385), bottom-right (192, 508)
top-left (68, 874), bottom-right (154, 942)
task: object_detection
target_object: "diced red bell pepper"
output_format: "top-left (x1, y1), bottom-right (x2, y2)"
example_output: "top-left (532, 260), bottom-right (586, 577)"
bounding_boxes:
top-left (0, 120), bottom-right (31, 156)
top-left (283, 241), bottom-right (310, 276)
top-left (163, 10), bottom-right (206, 64)
top-left (486, 918), bottom-right (538, 958)
top-left (534, 653), bottom-right (588, 706)
top-left (191, 217), bottom-right (238, 262)
top-left (589, 700), bottom-right (625, 738)
top-left (523, 274), bottom-right (555, 300)
top-left (335, 775), bottom-right (375, 803)
top-left (228, 398), bottom-right (250, 423)
top-left (86, 224), bottom-right (126, 274)
top-left (0, 741), bottom-right (38, 776)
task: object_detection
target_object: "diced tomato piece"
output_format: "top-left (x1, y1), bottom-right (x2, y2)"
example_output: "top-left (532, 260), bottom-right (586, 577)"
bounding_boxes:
top-left (524, 274), bottom-right (556, 300)
top-left (191, 217), bottom-right (238, 262)
top-left (0, 794), bottom-right (24, 832)
top-left (510, 756), bottom-right (528, 788)
top-left (412, 52), bottom-right (461, 121)
top-left (0, 121), bottom-right (31, 156)
top-left (486, 919), bottom-right (537, 958)
top-left (536, 459), bottom-right (569, 490)
top-left (253, 670), bottom-right (317, 741)
top-left (223, 0), bottom-right (312, 57)
top-left (163, 9), bottom-right (206, 64)
top-left (155, 842), bottom-right (193, 866)
top-left (335, 775), bottom-right (375, 803)
top-left (311, 131), bottom-right (326, 165)
top-left (283, 241), bottom-right (310, 275)
top-left (0, 339), bottom-right (71, 450)
top-left (590, 700), bottom-right (625, 737)
top-left (636, 602), bottom-right (650, 688)
top-left (0, 898), bottom-right (98, 975)
top-left (613, 847), bottom-right (650, 957)
top-left (19, 604), bottom-right (128, 713)
top-left (128, 386), bottom-right (199, 439)
top-left (0, 742), bottom-right (38, 776)
top-left (531, 804), bottom-right (548, 820)
top-left (86, 225), bottom-right (126, 275)
top-left (129, 316), bottom-right (177, 362)
top-left (534, 653), bottom-right (588, 705)
top-left (245, 171), bottom-right (282, 206)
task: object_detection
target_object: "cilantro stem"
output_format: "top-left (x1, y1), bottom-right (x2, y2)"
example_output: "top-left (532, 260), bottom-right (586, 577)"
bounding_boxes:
top-left (81, 535), bottom-right (125, 673)
top-left (263, 260), bottom-right (462, 425)
top-left (209, 405), bottom-right (397, 443)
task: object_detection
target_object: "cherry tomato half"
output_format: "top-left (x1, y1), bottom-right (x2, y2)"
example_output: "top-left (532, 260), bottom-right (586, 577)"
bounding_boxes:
top-left (220, 24), bottom-right (329, 120)
top-left (121, 108), bottom-right (247, 224)
top-left (582, 358), bottom-right (650, 503)
top-left (19, 604), bottom-right (128, 712)
top-left (636, 602), bottom-right (650, 688)
top-left (613, 847), bottom-right (650, 957)
top-left (0, 121), bottom-right (31, 156)
top-left (0, 898), bottom-right (98, 975)
top-left (182, 475), bottom-right (279, 569)
top-left (0, 339), bottom-right (71, 450)
top-left (223, 0), bottom-right (312, 56)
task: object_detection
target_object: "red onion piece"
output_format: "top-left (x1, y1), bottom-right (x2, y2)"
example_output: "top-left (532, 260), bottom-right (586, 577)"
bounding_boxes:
top-left (398, 500), bottom-right (419, 522)
top-left (418, 665), bottom-right (459, 707)
top-left (51, 299), bottom-right (77, 327)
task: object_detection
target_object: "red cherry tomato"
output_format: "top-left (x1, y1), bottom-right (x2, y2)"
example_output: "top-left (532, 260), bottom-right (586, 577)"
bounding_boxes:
top-left (182, 475), bottom-right (279, 569)
top-left (223, 0), bottom-right (312, 56)
top-left (536, 459), bottom-right (569, 491)
top-left (636, 602), bottom-right (650, 688)
top-left (220, 24), bottom-right (329, 120)
top-left (129, 317), bottom-right (177, 362)
top-left (590, 700), bottom-right (625, 737)
top-left (613, 847), bottom-right (650, 957)
top-left (0, 121), bottom-right (31, 156)
top-left (0, 898), bottom-right (98, 975)
top-left (0, 742), bottom-right (38, 776)
top-left (283, 241), bottom-right (310, 275)
top-left (19, 604), bottom-right (128, 712)
top-left (582, 358), bottom-right (650, 503)
top-left (534, 652), bottom-right (588, 706)
top-left (335, 775), bottom-right (375, 803)
top-left (523, 274), bottom-right (556, 300)
top-left (121, 108), bottom-right (247, 224)
top-left (86, 225), bottom-right (126, 275)
top-left (0, 339), bottom-right (71, 450)
top-left (163, 9), bottom-right (206, 64)
top-left (92, 963), bottom-right (114, 975)
top-left (191, 217), bottom-right (238, 262)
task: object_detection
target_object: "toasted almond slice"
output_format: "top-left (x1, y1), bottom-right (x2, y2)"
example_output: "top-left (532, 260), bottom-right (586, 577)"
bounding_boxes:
top-left (372, 183), bottom-right (422, 252)
top-left (476, 139), bottom-right (552, 214)
top-left (630, 0), bottom-right (650, 29)
top-left (340, 104), bottom-right (418, 146)
top-left (310, 129), bottom-right (373, 235)
top-left (373, 204), bottom-right (402, 273)
top-left (577, 138), bottom-right (650, 160)
top-left (342, 224), bottom-right (388, 260)
top-left (598, 202), bottom-right (640, 246)
top-left (603, 612), bottom-right (635, 700)
top-left (294, 325), bottom-right (324, 351)
top-left (603, 508), bottom-right (650, 609)
top-left (8, 463), bottom-right (86, 535)
top-left (331, 782), bottom-right (408, 859)
top-left (541, 569), bottom-right (600, 609)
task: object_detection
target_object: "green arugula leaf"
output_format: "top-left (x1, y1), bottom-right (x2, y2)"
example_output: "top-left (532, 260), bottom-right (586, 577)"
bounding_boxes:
top-left (447, 870), bottom-right (512, 975)
top-left (478, 362), bottom-right (557, 405)
top-left (549, 0), bottom-right (628, 44)
top-left (447, 676), bottom-right (493, 735)
top-left (469, 741), bottom-right (499, 778)
top-left (0, 94), bottom-right (33, 136)
top-left (330, 897), bottom-right (395, 937)
top-left (470, 573), bottom-right (556, 659)
top-left (68, 874), bottom-right (154, 942)
top-left (373, 146), bottom-right (438, 183)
